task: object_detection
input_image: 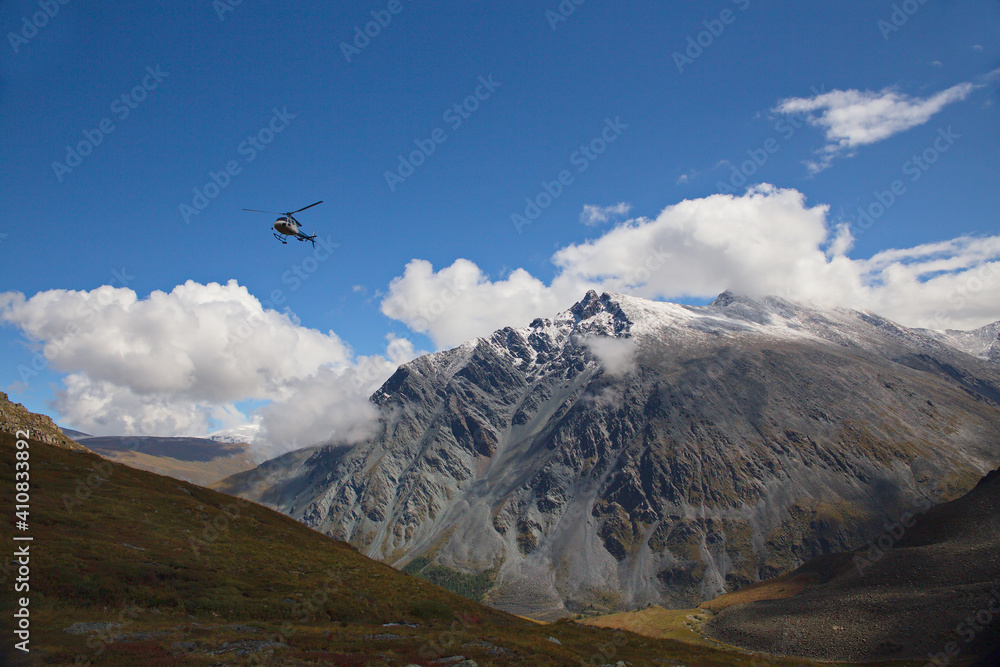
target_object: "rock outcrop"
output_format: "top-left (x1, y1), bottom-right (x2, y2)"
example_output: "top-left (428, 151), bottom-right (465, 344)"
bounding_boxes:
top-left (0, 391), bottom-right (90, 451)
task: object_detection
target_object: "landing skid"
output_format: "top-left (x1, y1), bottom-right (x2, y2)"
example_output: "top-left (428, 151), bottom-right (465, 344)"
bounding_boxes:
top-left (273, 233), bottom-right (288, 244)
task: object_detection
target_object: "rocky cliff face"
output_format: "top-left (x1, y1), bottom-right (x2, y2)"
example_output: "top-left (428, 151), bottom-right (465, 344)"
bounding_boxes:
top-left (0, 392), bottom-right (90, 451)
top-left (220, 292), bottom-right (1000, 619)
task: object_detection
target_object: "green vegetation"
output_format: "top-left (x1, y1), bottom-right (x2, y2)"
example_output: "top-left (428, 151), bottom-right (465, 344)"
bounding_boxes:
top-left (402, 556), bottom-right (497, 603)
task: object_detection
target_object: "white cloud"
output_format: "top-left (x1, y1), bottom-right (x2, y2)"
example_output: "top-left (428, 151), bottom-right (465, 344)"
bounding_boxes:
top-left (775, 82), bottom-right (975, 172)
top-left (0, 280), bottom-right (416, 455)
top-left (582, 335), bottom-right (637, 378)
top-left (676, 170), bottom-right (699, 185)
top-left (553, 185), bottom-right (865, 303)
top-left (580, 202), bottom-right (632, 227)
top-left (379, 258), bottom-right (585, 349)
top-left (5, 191), bottom-right (997, 453)
top-left (380, 185), bottom-right (1000, 345)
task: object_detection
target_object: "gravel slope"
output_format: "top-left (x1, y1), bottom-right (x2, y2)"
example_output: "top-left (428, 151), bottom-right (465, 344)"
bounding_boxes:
top-left (705, 467), bottom-right (1000, 663)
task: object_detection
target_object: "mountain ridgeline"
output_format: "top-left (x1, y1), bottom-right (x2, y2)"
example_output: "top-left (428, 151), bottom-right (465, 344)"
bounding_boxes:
top-left (220, 291), bottom-right (1000, 619)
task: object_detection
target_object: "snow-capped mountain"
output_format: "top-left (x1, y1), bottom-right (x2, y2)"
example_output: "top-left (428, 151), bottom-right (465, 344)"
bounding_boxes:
top-left (920, 320), bottom-right (1000, 362)
top-left (219, 291), bottom-right (1000, 619)
top-left (209, 423), bottom-right (263, 449)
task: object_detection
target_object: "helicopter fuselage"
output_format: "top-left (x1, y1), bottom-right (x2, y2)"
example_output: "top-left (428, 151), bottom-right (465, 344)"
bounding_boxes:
top-left (274, 216), bottom-right (301, 236)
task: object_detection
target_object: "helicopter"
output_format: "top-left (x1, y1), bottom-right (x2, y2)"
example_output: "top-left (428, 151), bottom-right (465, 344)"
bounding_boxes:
top-left (243, 201), bottom-right (323, 247)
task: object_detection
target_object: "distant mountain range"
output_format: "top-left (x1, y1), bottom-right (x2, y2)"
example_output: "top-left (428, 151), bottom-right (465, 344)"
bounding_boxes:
top-left (62, 432), bottom-right (260, 487)
top-left (208, 423), bottom-right (263, 446)
top-left (219, 291), bottom-right (1000, 619)
top-left (6, 293), bottom-right (1000, 664)
top-left (922, 320), bottom-right (1000, 362)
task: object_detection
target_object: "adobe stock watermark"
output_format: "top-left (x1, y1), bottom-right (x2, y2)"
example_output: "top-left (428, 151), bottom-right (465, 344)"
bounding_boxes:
top-left (384, 74), bottom-right (501, 192)
top-left (228, 236), bottom-right (339, 346)
top-left (545, 0), bottom-right (586, 30)
top-left (188, 500), bottom-right (246, 558)
top-left (340, 0), bottom-right (403, 63)
top-left (406, 272), bottom-right (473, 334)
top-left (716, 85), bottom-right (825, 195)
top-left (178, 106), bottom-right (297, 224)
top-left (924, 585), bottom-right (1000, 667)
top-left (878, 0), bottom-right (931, 41)
top-left (853, 499), bottom-right (934, 576)
top-left (212, 0), bottom-right (242, 21)
top-left (7, 0), bottom-right (70, 54)
top-left (51, 65), bottom-right (169, 183)
top-left (351, 356), bottom-right (397, 393)
top-left (59, 436), bottom-right (148, 514)
top-left (243, 569), bottom-right (345, 665)
top-left (673, 0), bottom-right (752, 73)
top-left (601, 244), bottom-right (672, 295)
top-left (852, 126), bottom-right (959, 236)
top-left (511, 116), bottom-right (628, 233)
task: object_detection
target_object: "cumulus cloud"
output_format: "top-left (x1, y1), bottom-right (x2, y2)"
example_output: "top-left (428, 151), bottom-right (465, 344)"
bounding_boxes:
top-left (5, 191), bottom-right (997, 454)
top-left (379, 258), bottom-right (585, 349)
top-left (380, 185), bottom-right (1000, 345)
top-left (775, 82), bottom-right (975, 172)
top-left (0, 280), bottom-right (417, 456)
top-left (553, 185), bottom-right (859, 301)
top-left (580, 202), bottom-right (632, 227)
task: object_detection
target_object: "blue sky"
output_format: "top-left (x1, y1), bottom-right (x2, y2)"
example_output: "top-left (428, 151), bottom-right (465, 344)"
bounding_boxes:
top-left (2, 0), bottom-right (998, 449)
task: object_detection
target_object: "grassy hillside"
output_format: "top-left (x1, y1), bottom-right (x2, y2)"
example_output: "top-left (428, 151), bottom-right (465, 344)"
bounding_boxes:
top-left (0, 432), bottom-right (845, 666)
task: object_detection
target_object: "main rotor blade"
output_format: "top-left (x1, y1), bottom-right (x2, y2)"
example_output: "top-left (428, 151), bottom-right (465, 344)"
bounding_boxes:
top-left (243, 208), bottom-right (285, 214)
top-left (289, 201), bottom-right (323, 215)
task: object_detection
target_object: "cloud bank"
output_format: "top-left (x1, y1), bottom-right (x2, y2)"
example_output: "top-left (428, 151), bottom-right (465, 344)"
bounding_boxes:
top-left (4, 188), bottom-right (997, 452)
top-left (0, 280), bottom-right (415, 456)
top-left (381, 185), bottom-right (1000, 347)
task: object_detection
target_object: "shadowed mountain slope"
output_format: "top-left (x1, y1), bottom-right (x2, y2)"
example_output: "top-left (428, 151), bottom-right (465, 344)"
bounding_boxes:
top-left (703, 465), bottom-right (1000, 663)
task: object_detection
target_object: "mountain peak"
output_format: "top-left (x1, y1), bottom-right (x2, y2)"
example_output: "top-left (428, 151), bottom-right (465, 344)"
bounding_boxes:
top-left (567, 290), bottom-right (633, 337)
top-left (570, 289), bottom-right (610, 319)
top-left (709, 289), bottom-right (788, 311)
top-left (710, 289), bottom-right (740, 307)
